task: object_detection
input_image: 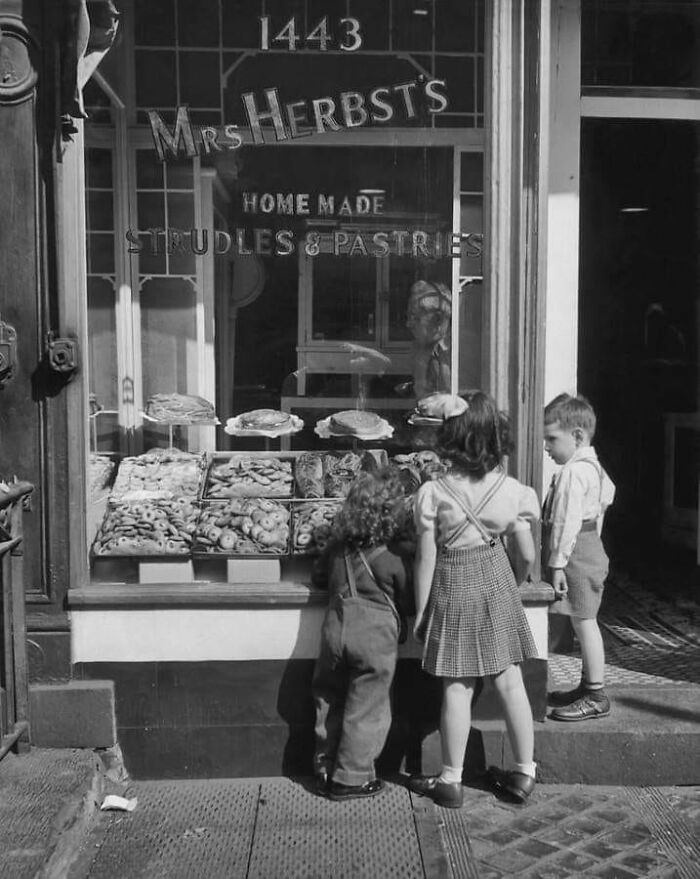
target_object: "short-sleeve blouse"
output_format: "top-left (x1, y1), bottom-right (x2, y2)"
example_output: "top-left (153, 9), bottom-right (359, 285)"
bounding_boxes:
top-left (414, 470), bottom-right (540, 549)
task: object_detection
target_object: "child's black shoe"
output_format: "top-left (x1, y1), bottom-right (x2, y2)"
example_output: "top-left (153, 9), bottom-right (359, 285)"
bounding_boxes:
top-left (327, 779), bottom-right (385, 801)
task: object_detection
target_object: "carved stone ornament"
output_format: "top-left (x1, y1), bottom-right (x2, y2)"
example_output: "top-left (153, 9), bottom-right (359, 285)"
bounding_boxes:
top-left (0, 16), bottom-right (38, 105)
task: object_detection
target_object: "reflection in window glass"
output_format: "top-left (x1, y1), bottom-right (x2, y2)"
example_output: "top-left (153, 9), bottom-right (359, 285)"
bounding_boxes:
top-left (582, 2), bottom-right (700, 89)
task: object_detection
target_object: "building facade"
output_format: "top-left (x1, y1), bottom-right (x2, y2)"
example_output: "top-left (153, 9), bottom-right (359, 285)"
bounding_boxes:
top-left (0, 0), bottom-right (697, 777)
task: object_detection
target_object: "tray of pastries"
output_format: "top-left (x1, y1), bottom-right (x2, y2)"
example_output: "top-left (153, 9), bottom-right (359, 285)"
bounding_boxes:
top-left (92, 497), bottom-right (199, 557)
top-left (291, 500), bottom-right (341, 555)
top-left (203, 455), bottom-right (294, 498)
top-left (110, 449), bottom-right (205, 500)
top-left (321, 450), bottom-right (383, 498)
top-left (193, 498), bottom-right (290, 555)
top-left (391, 451), bottom-right (449, 494)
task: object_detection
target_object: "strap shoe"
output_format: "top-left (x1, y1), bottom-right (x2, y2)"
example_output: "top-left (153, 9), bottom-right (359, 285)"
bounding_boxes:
top-left (407, 775), bottom-right (464, 808)
top-left (550, 693), bottom-right (610, 722)
top-left (488, 767), bottom-right (536, 803)
top-left (327, 779), bottom-right (385, 801)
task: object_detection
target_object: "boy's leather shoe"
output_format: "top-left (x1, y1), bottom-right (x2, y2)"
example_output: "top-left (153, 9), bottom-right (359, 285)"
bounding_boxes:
top-left (548, 682), bottom-right (586, 706)
top-left (488, 767), bottom-right (536, 803)
top-left (407, 775), bottom-right (464, 808)
top-left (327, 779), bottom-right (385, 801)
top-left (551, 693), bottom-right (610, 721)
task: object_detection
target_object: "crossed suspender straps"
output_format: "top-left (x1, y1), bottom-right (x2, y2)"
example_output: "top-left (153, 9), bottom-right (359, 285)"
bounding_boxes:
top-left (439, 470), bottom-right (507, 549)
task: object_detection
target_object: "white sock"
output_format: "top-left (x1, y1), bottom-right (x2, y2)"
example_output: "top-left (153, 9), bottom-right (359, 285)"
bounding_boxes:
top-left (513, 761), bottom-right (537, 778)
top-left (438, 764), bottom-right (463, 784)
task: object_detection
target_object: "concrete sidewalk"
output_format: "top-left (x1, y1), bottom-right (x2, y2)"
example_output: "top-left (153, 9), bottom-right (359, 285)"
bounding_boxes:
top-left (2, 748), bottom-right (700, 878)
top-left (68, 775), bottom-right (700, 878)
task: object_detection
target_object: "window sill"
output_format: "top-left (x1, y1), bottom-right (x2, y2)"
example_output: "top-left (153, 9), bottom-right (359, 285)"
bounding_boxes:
top-left (67, 580), bottom-right (554, 610)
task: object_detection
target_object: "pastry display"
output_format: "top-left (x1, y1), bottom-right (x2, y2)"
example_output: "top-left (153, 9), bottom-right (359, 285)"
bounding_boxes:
top-left (110, 449), bottom-right (205, 500)
top-left (391, 451), bottom-right (448, 494)
top-left (195, 498), bottom-right (290, 554)
top-left (205, 456), bottom-right (294, 498)
top-left (292, 501), bottom-right (340, 554)
top-left (224, 409), bottom-right (303, 438)
top-left (323, 451), bottom-right (374, 498)
top-left (92, 497), bottom-right (198, 556)
top-left (412, 393), bottom-right (468, 422)
top-left (239, 409), bottom-right (293, 431)
top-left (144, 393), bottom-right (217, 423)
top-left (328, 409), bottom-right (384, 436)
top-left (294, 452), bottom-right (324, 499)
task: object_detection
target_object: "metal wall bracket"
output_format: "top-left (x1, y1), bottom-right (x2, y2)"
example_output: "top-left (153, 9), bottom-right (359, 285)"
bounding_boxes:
top-left (46, 331), bottom-right (79, 377)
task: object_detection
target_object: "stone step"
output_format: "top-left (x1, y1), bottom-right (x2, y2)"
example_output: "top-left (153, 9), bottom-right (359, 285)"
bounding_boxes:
top-left (423, 685), bottom-right (700, 786)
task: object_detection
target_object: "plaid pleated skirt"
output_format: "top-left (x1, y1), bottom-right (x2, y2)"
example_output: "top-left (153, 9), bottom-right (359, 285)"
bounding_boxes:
top-left (548, 528), bottom-right (609, 619)
top-left (421, 541), bottom-right (538, 678)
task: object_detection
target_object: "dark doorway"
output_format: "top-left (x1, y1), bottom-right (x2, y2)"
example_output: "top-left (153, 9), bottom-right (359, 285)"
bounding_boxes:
top-left (578, 119), bottom-right (699, 591)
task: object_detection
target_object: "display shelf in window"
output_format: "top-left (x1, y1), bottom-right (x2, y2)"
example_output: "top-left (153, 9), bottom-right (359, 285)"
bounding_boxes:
top-left (91, 497), bottom-right (199, 558)
top-left (193, 498), bottom-right (291, 557)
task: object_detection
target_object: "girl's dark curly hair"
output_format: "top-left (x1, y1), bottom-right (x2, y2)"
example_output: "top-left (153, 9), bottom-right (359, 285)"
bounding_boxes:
top-left (437, 391), bottom-right (513, 477)
top-left (331, 467), bottom-right (408, 550)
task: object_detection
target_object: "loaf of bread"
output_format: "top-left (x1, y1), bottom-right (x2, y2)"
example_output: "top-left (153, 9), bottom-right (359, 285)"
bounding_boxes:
top-left (295, 452), bottom-right (324, 498)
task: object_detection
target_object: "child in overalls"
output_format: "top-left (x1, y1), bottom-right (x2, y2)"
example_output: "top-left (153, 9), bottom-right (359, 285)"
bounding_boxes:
top-left (408, 392), bottom-right (540, 808)
top-left (312, 468), bottom-right (410, 801)
top-left (543, 393), bottom-right (616, 721)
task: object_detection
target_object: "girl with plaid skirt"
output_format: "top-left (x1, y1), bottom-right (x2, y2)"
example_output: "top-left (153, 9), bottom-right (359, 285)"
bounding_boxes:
top-left (408, 392), bottom-right (540, 808)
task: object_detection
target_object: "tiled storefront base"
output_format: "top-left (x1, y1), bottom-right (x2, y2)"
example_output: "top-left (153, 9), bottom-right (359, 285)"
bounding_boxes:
top-left (74, 658), bottom-right (547, 780)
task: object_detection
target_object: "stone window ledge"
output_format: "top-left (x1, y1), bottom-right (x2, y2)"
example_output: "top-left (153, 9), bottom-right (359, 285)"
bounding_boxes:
top-left (68, 580), bottom-right (554, 610)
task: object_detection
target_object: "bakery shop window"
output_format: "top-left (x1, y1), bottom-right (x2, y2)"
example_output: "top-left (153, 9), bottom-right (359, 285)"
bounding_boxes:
top-left (84, 0), bottom-right (485, 582)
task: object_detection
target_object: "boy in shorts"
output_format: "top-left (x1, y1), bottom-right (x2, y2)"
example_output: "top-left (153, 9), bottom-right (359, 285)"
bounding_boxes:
top-left (543, 394), bottom-right (616, 721)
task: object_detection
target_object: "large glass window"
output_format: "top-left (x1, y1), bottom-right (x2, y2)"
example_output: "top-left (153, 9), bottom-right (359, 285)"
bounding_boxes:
top-left (84, 0), bottom-right (485, 580)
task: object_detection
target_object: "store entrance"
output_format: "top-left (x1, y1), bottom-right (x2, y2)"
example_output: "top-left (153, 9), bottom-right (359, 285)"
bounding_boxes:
top-left (578, 118), bottom-right (699, 593)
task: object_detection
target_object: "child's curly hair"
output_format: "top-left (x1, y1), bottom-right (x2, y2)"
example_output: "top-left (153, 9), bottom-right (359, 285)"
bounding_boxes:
top-left (437, 390), bottom-right (513, 478)
top-left (331, 467), bottom-right (408, 550)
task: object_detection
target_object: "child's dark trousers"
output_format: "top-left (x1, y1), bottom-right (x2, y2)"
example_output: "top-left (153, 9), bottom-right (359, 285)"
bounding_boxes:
top-left (313, 595), bottom-right (399, 787)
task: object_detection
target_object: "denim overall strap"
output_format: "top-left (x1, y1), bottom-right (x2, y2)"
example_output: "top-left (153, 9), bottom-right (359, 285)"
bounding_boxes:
top-left (357, 547), bottom-right (402, 632)
top-left (440, 472), bottom-right (505, 549)
top-left (343, 551), bottom-right (359, 598)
